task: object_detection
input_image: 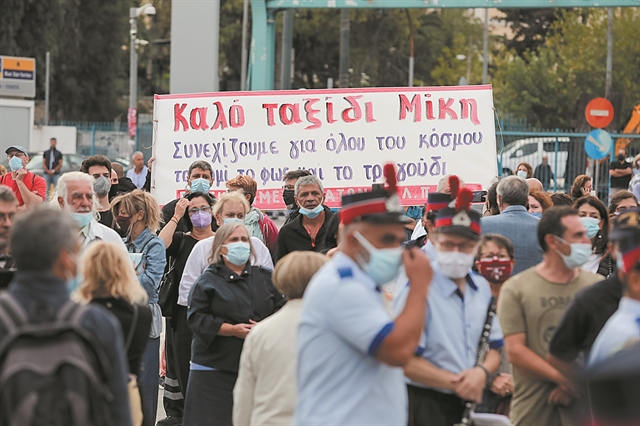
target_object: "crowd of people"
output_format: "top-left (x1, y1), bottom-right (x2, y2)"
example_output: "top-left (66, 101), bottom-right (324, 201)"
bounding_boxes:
top-left (0, 145), bottom-right (639, 426)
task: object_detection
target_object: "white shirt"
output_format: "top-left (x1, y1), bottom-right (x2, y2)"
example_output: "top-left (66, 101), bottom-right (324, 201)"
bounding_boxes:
top-left (410, 220), bottom-right (427, 240)
top-left (589, 297), bottom-right (640, 366)
top-left (178, 236), bottom-right (274, 306)
top-left (80, 219), bottom-right (128, 254)
top-left (233, 299), bottom-right (302, 426)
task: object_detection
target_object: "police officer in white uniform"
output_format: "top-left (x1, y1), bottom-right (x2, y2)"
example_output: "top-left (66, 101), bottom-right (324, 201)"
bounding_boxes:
top-left (295, 164), bottom-right (433, 426)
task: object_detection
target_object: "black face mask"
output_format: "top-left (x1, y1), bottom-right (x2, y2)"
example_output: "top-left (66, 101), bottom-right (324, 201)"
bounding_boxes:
top-left (109, 182), bottom-right (119, 199)
top-left (618, 154), bottom-right (626, 162)
top-left (282, 189), bottom-right (296, 208)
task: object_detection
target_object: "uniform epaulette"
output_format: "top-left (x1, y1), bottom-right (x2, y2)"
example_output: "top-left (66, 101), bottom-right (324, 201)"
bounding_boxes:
top-left (338, 267), bottom-right (353, 279)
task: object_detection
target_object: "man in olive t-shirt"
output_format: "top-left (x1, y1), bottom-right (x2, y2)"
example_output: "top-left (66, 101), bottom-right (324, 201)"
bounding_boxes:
top-left (498, 207), bottom-right (600, 426)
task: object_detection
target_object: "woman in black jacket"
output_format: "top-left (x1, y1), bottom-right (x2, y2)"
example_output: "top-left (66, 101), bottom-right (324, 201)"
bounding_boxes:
top-left (184, 222), bottom-right (285, 426)
top-left (74, 241), bottom-right (152, 426)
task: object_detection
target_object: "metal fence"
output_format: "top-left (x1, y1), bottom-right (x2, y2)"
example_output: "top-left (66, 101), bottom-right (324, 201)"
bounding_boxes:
top-left (51, 119), bottom-right (640, 199)
top-left (50, 120), bottom-right (153, 164)
top-left (496, 126), bottom-right (640, 200)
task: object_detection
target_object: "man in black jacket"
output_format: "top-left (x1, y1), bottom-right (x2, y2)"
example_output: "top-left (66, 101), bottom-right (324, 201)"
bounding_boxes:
top-left (276, 175), bottom-right (333, 262)
top-left (0, 206), bottom-right (132, 425)
top-left (42, 137), bottom-right (63, 200)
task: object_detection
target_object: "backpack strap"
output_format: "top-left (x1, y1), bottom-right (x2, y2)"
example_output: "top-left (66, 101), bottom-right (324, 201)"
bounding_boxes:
top-left (0, 292), bottom-right (28, 334)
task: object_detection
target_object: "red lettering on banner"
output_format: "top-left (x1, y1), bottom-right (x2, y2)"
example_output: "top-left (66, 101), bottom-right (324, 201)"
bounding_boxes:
top-left (174, 103), bottom-right (189, 132)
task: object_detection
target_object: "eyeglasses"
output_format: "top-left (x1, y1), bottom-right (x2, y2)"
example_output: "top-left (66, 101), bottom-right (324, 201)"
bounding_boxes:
top-left (189, 206), bottom-right (212, 215)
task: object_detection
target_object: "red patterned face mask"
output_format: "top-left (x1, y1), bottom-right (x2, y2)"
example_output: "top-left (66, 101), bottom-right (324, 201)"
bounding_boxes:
top-left (477, 258), bottom-right (513, 284)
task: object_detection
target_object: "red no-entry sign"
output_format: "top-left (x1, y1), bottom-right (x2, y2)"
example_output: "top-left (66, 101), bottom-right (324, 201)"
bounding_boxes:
top-left (585, 97), bottom-right (614, 128)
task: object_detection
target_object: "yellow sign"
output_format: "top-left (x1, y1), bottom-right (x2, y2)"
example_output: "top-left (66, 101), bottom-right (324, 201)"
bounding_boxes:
top-left (2, 58), bottom-right (35, 72)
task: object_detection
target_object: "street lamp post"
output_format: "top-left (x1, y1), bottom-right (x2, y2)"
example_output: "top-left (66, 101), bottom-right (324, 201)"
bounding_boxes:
top-left (129, 4), bottom-right (155, 143)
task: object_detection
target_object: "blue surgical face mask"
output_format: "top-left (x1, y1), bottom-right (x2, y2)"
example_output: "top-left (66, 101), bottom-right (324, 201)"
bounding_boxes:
top-left (224, 217), bottom-right (244, 225)
top-left (298, 204), bottom-right (324, 219)
top-left (354, 231), bottom-right (403, 285)
top-left (517, 170), bottom-right (527, 179)
top-left (9, 156), bottom-right (23, 172)
top-left (554, 236), bottom-right (592, 269)
top-left (69, 211), bottom-right (93, 229)
top-left (190, 178), bottom-right (211, 194)
top-left (223, 241), bottom-right (251, 266)
top-left (530, 212), bottom-right (542, 218)
top-left (580, 217), bottom-right (601, 239)
top-left (65, 254), bottom-right (83, 293)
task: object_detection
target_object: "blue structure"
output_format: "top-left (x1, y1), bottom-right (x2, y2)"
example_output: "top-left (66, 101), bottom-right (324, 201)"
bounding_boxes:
top-left (585, 129), bottom-right (613, 161)
top-left (249, 0), bottom-right (640, 90)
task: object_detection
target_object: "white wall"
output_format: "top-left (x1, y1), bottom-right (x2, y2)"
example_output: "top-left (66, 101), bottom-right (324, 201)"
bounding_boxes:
top-left (0, 98), bottom-right (34, 154)
top-left (31, 125), bottom-right (77, 154)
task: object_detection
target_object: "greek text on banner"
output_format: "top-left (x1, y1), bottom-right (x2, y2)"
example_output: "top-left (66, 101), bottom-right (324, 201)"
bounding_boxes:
top-left (152, 85), bottom-right (497, 209)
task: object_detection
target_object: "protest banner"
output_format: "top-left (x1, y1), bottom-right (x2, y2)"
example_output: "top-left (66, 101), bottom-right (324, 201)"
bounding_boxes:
top-left (152, 85), bottom-right (497, 209)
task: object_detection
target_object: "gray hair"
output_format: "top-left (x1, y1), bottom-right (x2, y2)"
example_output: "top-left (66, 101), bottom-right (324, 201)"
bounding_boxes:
top-left (208, 222), bottom-right (256, 265)
top-left (437, 175), bottom-right (465, 193)
top-left (11, 206), bottom-right (79, 272)
top-left (295, 175), bottom-right (324, 196)
top-left (496, 176), bottom-right (529, 207)
top-left (55, 172), bottom-right (100, 219)
top-left (0, 186), bottom-right (17, 204)
top-left (132, 151), bottom-right (144, 159)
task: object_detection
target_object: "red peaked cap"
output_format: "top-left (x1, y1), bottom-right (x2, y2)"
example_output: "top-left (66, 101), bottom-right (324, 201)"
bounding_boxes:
top-left (340, 163), bottom-right (409, 225)
top-left (434, 175), bottom-right (481, 238)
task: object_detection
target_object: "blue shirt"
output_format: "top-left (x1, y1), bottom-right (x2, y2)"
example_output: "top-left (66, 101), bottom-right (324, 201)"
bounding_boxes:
top-left (395, 267), bottom-right (504, 393)
top-left (588, 297), bottom-right (640, 366)
top-left (295, 252), bottom-right (407, 426)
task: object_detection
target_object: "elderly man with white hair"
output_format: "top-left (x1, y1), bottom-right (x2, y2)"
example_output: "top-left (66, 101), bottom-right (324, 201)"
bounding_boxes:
top-left (56, 172), bottom-right (127, 254)
top-left (126, 151), bottom-right (148, 189)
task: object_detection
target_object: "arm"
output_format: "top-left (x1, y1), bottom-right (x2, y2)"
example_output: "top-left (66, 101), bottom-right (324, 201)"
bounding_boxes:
top-left (252, 238), bottom-right (274, 270)
top-left (376, 248), bottom-right (432, 366)
top-left (504, 333), bottom-right (577, 394)
top-left (233, 333), bottom-right (257, 426)
top-left (42, 155), bottom-right (50, 173)
top-left (54, 153), bottom-right (63, 173)
top-left (138, 238), bottom-right (166, 297)
top-left (159, 199), bottom-right (189, 248)
top-left (15, 171), bottom-right (44, 208)
top-left (404, 356), bottom-right (458, 390)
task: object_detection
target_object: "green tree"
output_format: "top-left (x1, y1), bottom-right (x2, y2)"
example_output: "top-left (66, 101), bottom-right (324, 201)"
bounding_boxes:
top-left (498, 8), bottom-right (560, 57)
top-left (0, 0), bottom-right (129, 121)
top-left (493, 8), bottom-right (640, 129)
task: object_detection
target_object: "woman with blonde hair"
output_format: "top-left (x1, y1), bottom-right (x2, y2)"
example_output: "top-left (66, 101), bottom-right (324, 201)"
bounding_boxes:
top-left (111, 189), bottom-right (167, 425)
top-left (234, 251), bottom-right (328, 426)
top-left (184, 222), bottom-right (285, 426)
top-left (75, 241), bottom-right (152, 426)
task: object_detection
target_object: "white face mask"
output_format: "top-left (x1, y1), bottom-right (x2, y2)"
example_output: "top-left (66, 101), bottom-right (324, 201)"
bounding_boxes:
top-left (436, 250), bottom-right (475, 279)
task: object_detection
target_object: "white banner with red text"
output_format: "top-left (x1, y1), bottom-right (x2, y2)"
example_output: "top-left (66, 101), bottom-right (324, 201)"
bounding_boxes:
top-left (152, 85), bottom-right (497, 209)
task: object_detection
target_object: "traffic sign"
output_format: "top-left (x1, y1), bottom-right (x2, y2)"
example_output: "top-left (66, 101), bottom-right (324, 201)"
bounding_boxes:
top-left (585, 97), bottom-right (614, 128)
top-left (0, 56), bottom-right (36, 98)
top-left (584, 129), bottom-right (612, 160)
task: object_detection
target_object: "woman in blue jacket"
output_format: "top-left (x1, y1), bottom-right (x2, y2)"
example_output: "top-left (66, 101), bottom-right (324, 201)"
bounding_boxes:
top-left (112, 189), bottom-right (167, 426)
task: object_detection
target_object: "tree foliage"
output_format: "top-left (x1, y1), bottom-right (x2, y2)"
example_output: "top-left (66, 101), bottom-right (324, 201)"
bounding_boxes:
top-left (0, 0), bottom-right (129, 121)
top-left (498, 8), bottom-right (560, 56)
top-left (493, 8), bottom-right (640, 129)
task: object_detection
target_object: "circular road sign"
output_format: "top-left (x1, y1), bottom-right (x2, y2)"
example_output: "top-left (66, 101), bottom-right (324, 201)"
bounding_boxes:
top-left (584, 129), bottom-right (612, 160)
top-left (585, 97), bottom-right (614, 128)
